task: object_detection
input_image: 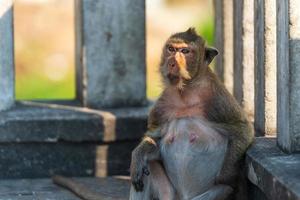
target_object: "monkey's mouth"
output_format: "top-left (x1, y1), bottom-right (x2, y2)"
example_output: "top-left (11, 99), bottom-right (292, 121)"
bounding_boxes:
top-left (167, 74), bottom-right (180, 84)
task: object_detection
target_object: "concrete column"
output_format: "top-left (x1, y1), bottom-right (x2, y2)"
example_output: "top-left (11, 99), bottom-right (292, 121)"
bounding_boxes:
top-left (77, 0), bottom-right (146, 109)
top-left (254, 0), bottom-right (276, 136)
top-left (233, 0), bottom-right (255, 120)
top-left (277, 0), bottom-right (300, 153)
top-left (214, 0), bottom-right (234, 94)
top-left (0, 0), bottom-right (14, 111)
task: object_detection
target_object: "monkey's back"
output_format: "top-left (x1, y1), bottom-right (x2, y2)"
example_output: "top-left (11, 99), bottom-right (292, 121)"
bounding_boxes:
top-left (160, 117), bottom-right (228, 200)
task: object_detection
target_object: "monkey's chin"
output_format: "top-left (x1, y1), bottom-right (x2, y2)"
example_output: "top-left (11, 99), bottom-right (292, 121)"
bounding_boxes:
top-left (167, 74), bottom-right (180, 85)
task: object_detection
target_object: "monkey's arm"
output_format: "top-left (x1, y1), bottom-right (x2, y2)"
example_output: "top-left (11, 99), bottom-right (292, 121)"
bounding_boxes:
top-left (131, 96), bottom-right (167, 191)
top-left (207, 81), bottom-right (254, 185)
top-left (147, 98), bottom-right (166, 131)
top-left (130, 129), bottom-right (161, 191)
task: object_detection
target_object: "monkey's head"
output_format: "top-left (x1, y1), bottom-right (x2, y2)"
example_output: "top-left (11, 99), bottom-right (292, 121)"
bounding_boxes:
top-left (160, 27), bottom-right (218, 89)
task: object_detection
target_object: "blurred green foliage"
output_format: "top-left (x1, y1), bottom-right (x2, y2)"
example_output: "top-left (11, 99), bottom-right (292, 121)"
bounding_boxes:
top-left (197, 16), bottom-right (215, 46)
top-left (16, 75), bottom-right (75, 100)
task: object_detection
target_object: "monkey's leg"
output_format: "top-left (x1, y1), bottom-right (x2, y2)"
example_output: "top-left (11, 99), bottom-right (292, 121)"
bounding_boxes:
top-left (191, 185), bottom-right (233, 200)
top-left (129, 161), bottom-right (175, 200)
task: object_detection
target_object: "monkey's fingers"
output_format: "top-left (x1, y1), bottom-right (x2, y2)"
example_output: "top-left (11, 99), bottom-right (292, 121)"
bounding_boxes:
top-left (143, 167), bottom-right (150, 176)
top-left (132, 179), bottom-right (144, 192)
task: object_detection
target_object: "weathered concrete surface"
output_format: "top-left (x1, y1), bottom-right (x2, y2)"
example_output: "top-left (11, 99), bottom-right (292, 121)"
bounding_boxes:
top-left (0, 102), bottom-right (148, 143)
top-left (79, 0), bottom-right (146, 108)
top-left (246, 137), bottom-right (300, 200)
top-left (214, 0), bottom-right (234, 94)
top-left (0, 177), bottom-right (130, 200)
top-left (222, 0), bottom-right (234, 95)
top-left (214, 0), bottom-right (224, 80)
top-left (233, 0), bottom-right (255, 121)
top-left (254, 0), bottom-right (277, 136)
top-left (254, 0), bottom-right (265, 136)
top-left (0, 0), bottom-right (14, 111)
top-left (0, 101), bottom-right (148, 178)
top-left (0, 141), bottom-right (138, 179)
top-left (277, 0), bottom-right (300, 153)
top-left (248, 181), bottom-right (268, 200)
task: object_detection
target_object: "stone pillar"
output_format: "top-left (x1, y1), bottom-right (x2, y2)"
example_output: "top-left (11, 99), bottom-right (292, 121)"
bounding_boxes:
top-left (214, 0), bottom-right (224, 81)
top-left (233, 0), bottom-right (255, 120)
top-left (254, 0), bottom-right (276, 136)
top-left (0, 0), bottom-right (14, 111)
top-left (214, 0), bottom-right (234, 94)
top-left (76, 0), bottom-right (146, 109)
top-left (277, 0), bottom-right (300, 153)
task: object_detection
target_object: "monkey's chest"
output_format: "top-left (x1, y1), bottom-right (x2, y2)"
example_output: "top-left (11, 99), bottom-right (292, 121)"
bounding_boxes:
top-left (160, 118), bottom-right (228, 199)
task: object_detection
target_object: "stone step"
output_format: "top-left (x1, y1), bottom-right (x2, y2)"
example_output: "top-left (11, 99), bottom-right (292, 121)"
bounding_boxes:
top-left (0, 176), bottom-right (130, 200)
top-left (0, 102), bottom-right (148, 179)
top-left (0, 141), bottom-right (139, 179)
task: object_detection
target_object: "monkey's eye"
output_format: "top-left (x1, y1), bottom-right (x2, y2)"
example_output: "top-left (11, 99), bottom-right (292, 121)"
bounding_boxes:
top-left (181, 48), bottom-right (190, 54)
top-left (168, 46), bottom-right (175, 52)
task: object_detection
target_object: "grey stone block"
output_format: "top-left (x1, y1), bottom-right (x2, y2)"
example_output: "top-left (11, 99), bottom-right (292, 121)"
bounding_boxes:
top-left (0, 102), bottom-right (148, 143)
top-left (277, 0), bottom-right (300, 153)
top-left (0, 177), bottom-right (130, 200)
top-left (233, 0), bottom-right (255, 120)
top-left (78, 0), bottom-right (146, 108)
top-left (214, 0), bottom-right (234, 94)
top-left (0, 0), bottom-right (14, 111)
top-left (254, 0), bottom-right (277, 136)
top-left (0, 141), bottom-right (138, 179)
top-left (246, 137), bottom-right (300, 200)
top-left (248, 181), bottom-right (268, 200)
top-left (214, 0), bottom-right (224, 80)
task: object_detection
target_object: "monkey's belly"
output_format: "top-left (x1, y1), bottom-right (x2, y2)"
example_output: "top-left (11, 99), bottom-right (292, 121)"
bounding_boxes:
top-left (160, 118), bottom-right (228, 200)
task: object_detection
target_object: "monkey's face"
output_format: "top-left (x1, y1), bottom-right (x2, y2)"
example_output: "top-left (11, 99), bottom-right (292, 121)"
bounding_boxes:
top-left (163, 42), bottom-right (199, 84)
top-left (160, 28), bottom-right (218, 89)
top-left (160, 39), bottom-right (205, 89)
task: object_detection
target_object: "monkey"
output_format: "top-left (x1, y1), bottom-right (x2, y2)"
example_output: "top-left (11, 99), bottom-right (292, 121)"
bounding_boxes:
top-left (129, 28), bottom-right (254, 200)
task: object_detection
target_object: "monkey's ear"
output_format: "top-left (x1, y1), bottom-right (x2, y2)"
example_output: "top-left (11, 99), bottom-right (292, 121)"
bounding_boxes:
top-left (205, 47), bottom-right (219, 65)
top-left (186, 27), bottom-right (197, 35)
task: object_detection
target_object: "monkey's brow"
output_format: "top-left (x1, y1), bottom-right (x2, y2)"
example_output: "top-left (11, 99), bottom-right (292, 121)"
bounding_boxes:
top-left (168, 42), bottom-right (189, 48)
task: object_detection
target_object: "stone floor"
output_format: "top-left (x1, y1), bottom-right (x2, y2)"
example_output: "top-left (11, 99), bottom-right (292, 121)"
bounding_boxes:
top-left (0, 176), bottom-right (130, 200)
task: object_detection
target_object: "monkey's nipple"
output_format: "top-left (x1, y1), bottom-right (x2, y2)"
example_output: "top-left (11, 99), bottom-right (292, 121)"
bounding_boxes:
top-left (189, 133), bottom-right (199, 143)
top-left (166, 134), bottom-right (175, 144)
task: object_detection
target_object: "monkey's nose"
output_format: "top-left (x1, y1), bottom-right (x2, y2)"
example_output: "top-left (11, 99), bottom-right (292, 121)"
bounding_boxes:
top-left (168, 62), bottom-right (176, 68)
top-left (168, 60), bottom-right (177, 69)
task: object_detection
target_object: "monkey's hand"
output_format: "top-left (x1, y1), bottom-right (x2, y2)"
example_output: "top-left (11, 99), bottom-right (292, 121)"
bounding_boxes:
top-left (130, 150), bottom-right (150, 192)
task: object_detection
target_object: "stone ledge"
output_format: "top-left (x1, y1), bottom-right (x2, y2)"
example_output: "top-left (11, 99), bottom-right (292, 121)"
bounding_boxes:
top-left (246, 137), bottom-right (300, 200)
top-left (0, 176), bottom-right (130, 199)
top-left (0, 141), bottom-right (138, 179)
top-left (0, 101), bottom-right (149, 143)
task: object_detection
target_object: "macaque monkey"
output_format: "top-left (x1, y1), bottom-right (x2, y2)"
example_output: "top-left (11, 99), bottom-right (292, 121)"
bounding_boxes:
top-left (129, 28), bottom-right (254, 200)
